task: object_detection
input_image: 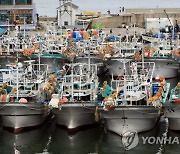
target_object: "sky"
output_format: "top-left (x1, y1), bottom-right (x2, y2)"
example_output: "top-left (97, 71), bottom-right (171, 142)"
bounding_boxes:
top-left (34, 0), bottom-right (180, 17)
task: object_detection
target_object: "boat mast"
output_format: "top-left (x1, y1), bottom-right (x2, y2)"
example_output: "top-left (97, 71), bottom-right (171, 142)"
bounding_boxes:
top-left (16, 57), bottom-right (19, 102)
top-left (88, 41), bottom-right (90, 80)
top-left (7, 18), bottom-right (10, 55)
top-left (71, 62), bottom-right (74, 101)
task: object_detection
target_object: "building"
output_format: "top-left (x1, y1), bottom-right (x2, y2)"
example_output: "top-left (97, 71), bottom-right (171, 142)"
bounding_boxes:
top-left (57, 0), bottom-right (78, 27)
top-left (145, 18), bottom-right (174, 30)
top-left (0, 0), bottom-right (37, 29)
top-left (91, 8), bottom-right (180, 29)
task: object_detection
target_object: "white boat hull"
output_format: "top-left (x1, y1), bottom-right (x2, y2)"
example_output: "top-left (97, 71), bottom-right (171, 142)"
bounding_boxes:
top-left (0, 102), bottom-right (49, 132)
top-left (142, 35), bottom-right (159, 43)
top-left (35, 56), bottom-right (66, 74)
top-left (100, 106), bottom-right (160, 136)
top-left (104, 58), bottom-right (132, 77)
top-left (52, 103), bottom-right (97, 129)
top-left (74, 56), bottom-right (105, 75)
top-left (145, 58), bottom-right (179, 79)
top-left (164, 103), bottom-right (180, 130)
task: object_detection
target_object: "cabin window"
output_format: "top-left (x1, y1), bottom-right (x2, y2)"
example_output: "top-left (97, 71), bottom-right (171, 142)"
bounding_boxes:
top-left (74, 84), bottom-right (78, 89)
top-left (64, 21), bottom-right (68, 26)
top-left (0, 0), bottom-right (13, 5)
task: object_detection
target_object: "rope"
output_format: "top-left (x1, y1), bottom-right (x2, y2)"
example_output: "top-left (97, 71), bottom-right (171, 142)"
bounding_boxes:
top-left (156, 117), bottom-right (169, 154)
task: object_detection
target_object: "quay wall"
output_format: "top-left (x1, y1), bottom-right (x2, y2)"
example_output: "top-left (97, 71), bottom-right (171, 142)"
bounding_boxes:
top-left (92, 8), bottom-right (180, 28)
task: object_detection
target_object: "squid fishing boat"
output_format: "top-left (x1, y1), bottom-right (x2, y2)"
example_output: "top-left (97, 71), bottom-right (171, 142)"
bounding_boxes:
top-left (74, 39), bottom-right (105, 75)
top-left (30, 37), bottom-right (69, 74)
top-left (164, 82), bottom-right (180, 130)
top-left (102, 42), bottom-right (142, 77)
top-left (133, 44), bottom-right (180, 81)
top-left (99, 62), bottom-right (170, 136)
top-left (49, 63), bottom-right (99, 129)
top-left (0, 60), bottom-right (51, 132)
top-left (145, 58), bottom-right (180, 81)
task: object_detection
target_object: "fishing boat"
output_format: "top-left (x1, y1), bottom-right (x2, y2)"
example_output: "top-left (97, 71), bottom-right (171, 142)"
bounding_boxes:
top-left (133, 44), bottom-right (180, 81)
top-left (102, 40), bottom-right (142, 77)
top-left (0, 60), bottom-right (50, 133)
top-left (0, 28), bottom-right (31, 67)
top-left (49, 63), bottom-right (99, 129)
top-left (171, 48), bottom-right (180, 61)
top-left (103, 58), bottom-right (132, 78)
top-left (164, 82), bottom-right (180, 130)
top-left (145, 58), bottom-right (180, 81)
top-left (99, 62), bottom-right (170, 136)
top-left (29, 35), bottom-right (68, 74)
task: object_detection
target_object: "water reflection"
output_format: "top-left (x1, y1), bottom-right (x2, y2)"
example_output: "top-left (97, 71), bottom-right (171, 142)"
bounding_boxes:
top-left (0, 122), bottom-right (51, 154)
top-left (98, 121), bottom-right (162, 154)
top-left (49, 125), bottom-right (100, 154)
top-left (164, 130), bottom-right (180, 154)
top-left (0, 119), bottom-right (180, 154)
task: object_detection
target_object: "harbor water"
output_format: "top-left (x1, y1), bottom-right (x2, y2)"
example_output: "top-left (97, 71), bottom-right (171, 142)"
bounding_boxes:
top-left (0, 116), bottom-right (180, 154)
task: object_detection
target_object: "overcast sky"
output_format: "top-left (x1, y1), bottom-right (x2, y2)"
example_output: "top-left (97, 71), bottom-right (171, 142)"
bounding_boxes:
top-left (34, 0), bottom-right (180, 17)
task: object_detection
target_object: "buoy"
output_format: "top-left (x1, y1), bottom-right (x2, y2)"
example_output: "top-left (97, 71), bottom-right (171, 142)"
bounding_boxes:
top-left (159, 76), bottom-right (164, 81)
top-left (155, 92), bottom-right (161, 97)
top-left (158, 87), bottom-right (163, 92)
top-left (1, 94), bottom-right (7, 102)
top-left (160, 82), bottom-right (165, 87)
top-left (19, 98), bottom-right (28, 103)
top-left (175, 99), bottom-right (180, 103)
top-left (152, 96), bottom-right (159, 101)
top-left (105, 104), bottom-right (115, 110)
top-left (148, 97), bottom-right (153, 103)
top-left (60, 97), bottom-right (68, 103)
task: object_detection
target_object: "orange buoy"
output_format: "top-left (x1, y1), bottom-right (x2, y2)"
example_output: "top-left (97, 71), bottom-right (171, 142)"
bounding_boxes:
top-left (155, 92), bottom-right (161, 97)
top-left (148, 97), bottom-right (153, 103)
top-left (152, 96), bottom-right (159, 101)
top-left (158, 87), bottom-right (163, 92)
top-left (160, 82), bottom-right (165, 87)
top-left (175, 99), bottom-right (180, 103)
top-left (159, 76), bottom-right (164, 81)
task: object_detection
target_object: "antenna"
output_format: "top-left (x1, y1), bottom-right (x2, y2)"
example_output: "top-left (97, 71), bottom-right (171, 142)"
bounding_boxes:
top-left (164, 10), bottom-right (173, 27)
